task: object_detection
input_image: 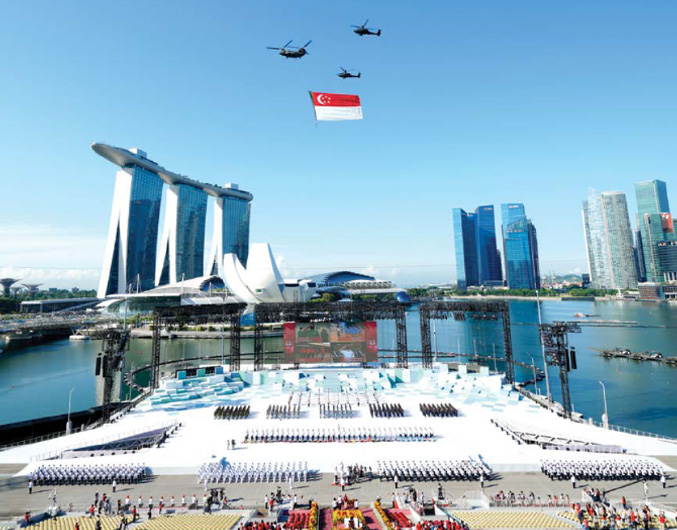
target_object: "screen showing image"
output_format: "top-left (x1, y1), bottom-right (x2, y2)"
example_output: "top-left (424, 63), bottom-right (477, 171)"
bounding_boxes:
top-left (283, 321), bottom-right (378, 363)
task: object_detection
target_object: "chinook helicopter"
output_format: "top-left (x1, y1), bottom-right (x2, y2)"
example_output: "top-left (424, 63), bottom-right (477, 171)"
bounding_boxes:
top-left (337, 67), bottom-right (361, 79)
top-left (351, 20), bottom-right (381, 37)
top-left (266, 40), bottom-right (312, 59)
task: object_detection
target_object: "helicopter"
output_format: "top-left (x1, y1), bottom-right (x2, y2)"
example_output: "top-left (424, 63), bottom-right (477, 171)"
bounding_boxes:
top-left (337, 67), bottom-right (361, 79)
top-left (266, 40), bottom-right (312, 59)
top-left (351, 20), bottom-right (381, 37)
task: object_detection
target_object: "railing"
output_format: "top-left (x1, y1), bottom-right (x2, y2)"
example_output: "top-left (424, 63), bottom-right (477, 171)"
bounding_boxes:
top-left (0, 430), bottom-right (75, 452)
top-left (585, 418), bottom-right (677, 444)
top-left (516, 386), bottom-right (677, 444)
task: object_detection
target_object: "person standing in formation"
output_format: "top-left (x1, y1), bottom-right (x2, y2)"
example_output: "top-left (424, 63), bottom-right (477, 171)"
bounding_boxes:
top-left (28, 480), bottom-right (33, 494)
top-left (112, 478), bottom-right (117, 493)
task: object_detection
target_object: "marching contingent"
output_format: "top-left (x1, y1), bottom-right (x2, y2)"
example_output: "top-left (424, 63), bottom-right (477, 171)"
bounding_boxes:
top-left (243, 426), bottom-right (435, 443)
top-left (29, 464), bottom-right (146, 486)
top-left (377, 459), bottom-right (489, 483)
top-left (214, 405), bottom-right (250, 420)
top-left (541, 459), bottom-right (665, 483)
top-left (198, 460), bottom-right (309, 484)
top-left (369, 402), bottom-right (404, 418)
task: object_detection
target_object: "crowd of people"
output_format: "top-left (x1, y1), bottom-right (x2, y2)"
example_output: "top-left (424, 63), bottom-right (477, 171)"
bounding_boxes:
top-left (333, 463), bottom-right (373, 486)
top-left (29, 464), bottom-right (146, 486)
top-left (569, 499), bottom-right (671, 530)
top-left (214, 405), bottom-right (250, 420)
top-left (377, 460), bottom-right (488, 482)
top-left (369, 403), bottom-right (404, 418)
top-left (541, 459), bottom-right (665, 482)
top-left (419, 403), bottom-right (458, 418)
top-left (490, 490), bottom-right (571, 507)
top-left (197, 460), bottom-right (309, 484)
top-left (266, 404), bottom-right (301, 420)
top-left (244, 426), bottom-right (434, 443)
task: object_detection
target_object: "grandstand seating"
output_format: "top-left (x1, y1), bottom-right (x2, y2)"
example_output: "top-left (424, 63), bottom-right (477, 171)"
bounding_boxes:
top-left (31, 517), bottom-right (123, 530)
top-left (134, 514), bottom-right (241, 530)
top-left (451, 511), bottom-right (573, 528)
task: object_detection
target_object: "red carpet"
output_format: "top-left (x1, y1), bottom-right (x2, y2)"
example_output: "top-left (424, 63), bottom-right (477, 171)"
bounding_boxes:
top-left (320, 508), bottom-right (334, 530)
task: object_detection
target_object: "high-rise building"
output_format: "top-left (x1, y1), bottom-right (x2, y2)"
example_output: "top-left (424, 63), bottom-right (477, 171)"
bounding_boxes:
top-left (635, 179), bottom-right (673, 282)
top-left (156, 184), bottom-right (208, 286)
top-left (657, 240), bottom-right (677, 282)
top-left (501, 203), bottom-right (539, 289)
top-left (207, 188), bottom-right (253, 278)
top-left (453, 208), bottom-right (478, 289)
top-left (474, 205), bottom-right (503, 286)
top-left (94, 143), bottom-right (253, 298)
top-left (582, 190), bottom-right (637, 290)
top-left (453, 205), bottom-right (503, 290)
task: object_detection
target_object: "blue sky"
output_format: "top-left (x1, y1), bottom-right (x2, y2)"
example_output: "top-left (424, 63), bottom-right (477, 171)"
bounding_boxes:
top-left (1, 0), bottom-right (676, 288)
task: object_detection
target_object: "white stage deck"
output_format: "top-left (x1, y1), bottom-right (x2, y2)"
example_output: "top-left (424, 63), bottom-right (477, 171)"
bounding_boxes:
top-left (3, 365), bottom-right (676, 476)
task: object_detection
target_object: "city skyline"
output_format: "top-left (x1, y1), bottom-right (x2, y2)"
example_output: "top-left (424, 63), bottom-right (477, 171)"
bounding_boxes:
top-left (2, 2), bottom-right (677, 288)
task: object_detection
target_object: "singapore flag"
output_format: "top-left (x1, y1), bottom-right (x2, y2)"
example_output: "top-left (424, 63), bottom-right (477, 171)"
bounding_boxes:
top-left (309, 91), bottom-right (363, 121)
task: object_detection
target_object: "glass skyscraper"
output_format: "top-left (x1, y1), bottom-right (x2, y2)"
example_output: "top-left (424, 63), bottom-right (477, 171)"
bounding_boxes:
top-left (453, 205), bottom-right (502, 290)
top-left (475, 205), bottom-right (503, 285)
top-left (453, 208), bottom-right (478, 289)
top-left (157, 184), bottom-right (208, 286)
top-left (582, 190), bottom-right (637, 289)
top-left (634, 179), bottom-right (675, 283)
top-left (208, 188), bottom-right (253, 278)
top-left (501, 203), bottom-right (539, 290)
top-left (99, 165), bottom-right (164, 297)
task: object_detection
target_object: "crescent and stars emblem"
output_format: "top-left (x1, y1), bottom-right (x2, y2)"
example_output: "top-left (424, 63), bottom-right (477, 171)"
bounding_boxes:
top-left (317, 94), bottom-right (331, 105)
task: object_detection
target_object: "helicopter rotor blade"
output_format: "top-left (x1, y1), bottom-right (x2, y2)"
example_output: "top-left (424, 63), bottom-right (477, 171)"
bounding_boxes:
top-left (283, 40), bottom-right (293, 48)
top-left (266, 47), bottom-right (281, 50)
top-left (363, 19), bottom-right (369, 27)
top-left (303, 40), bottom-right (312, 48)
top-left (350, 24), bottom-right (361, 28)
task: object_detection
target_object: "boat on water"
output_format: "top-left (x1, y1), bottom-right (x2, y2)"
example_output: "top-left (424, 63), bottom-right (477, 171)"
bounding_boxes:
top-left (574, 313), bottom-right (600, 318)
top-left (69, 331), bottom-right (90, 341)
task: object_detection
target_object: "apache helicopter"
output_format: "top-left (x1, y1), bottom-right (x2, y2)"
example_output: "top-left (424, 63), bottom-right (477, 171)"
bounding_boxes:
top-left (351, 20), bottom-right (381, 37)
top-left (337, 67), bottom-right (361, 79)
top-left (266, 40), bottom-right (312, 59)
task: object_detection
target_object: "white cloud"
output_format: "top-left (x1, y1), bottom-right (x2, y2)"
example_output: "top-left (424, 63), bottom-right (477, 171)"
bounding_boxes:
top-left (0, 223), bottom-right (105, 289)
top-left (362, 264), bottom-right (379, 277)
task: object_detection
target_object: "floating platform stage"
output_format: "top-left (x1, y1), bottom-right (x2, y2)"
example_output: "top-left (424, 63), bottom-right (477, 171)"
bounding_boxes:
top-left (2, 364), bottom-right (676, 476)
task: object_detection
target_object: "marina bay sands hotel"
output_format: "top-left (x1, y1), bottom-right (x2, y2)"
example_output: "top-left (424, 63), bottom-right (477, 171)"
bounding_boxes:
top-left (93, 143), bottom-right (253, 299)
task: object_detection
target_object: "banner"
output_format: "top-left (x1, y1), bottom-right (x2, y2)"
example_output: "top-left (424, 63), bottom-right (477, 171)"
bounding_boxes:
top-left (309, 92), bottom-right (363, 121)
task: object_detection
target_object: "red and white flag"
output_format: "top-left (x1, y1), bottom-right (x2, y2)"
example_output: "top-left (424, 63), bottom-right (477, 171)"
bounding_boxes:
top-left (309, 92), bottom-right (363, 121)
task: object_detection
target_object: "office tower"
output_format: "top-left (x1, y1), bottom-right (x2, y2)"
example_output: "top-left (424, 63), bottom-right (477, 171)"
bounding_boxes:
top-left (582, 190), bottom-right (637, 289)
top-left (156, 184), bottom-right (208, 286)
top-left (453, 208), bottom-right (478, 289)
top-left (635, 179), bottom-right (673, 282)
top-left (207, 187), bottom-right (253, 278)
top-left (501, 203), bottom-right (539, 289)
top-left (474, 205), bottom-right (503, 286)
top-left (527, 221), bottom-right (541, 289)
